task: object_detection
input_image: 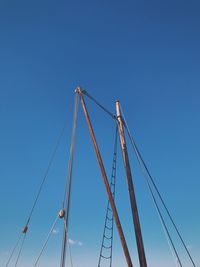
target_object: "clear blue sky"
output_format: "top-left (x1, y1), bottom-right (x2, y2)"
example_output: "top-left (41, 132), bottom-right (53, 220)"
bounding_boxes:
top-left (0, 0), bottom-right (200, 266)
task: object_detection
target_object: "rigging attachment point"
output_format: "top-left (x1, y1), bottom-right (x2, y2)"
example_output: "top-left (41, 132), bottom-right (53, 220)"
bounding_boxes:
top-left (75, 86), bottom-right (86, 94)
top-left (58, 208), bottom-right (65, 219)
top-left (21, 225), bottom-right (28, 234)
top-left (75, 86), bottom-right (82, 93)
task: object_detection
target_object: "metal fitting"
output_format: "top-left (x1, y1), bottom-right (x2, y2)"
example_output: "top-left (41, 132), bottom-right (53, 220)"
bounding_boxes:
top-left (21, 225), bottom-right (28, 234)
top-left (58, 208), bottom-right (65, 219)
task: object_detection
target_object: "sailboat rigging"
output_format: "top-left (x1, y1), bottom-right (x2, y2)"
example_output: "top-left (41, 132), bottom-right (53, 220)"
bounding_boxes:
top-left (4, 87), bottom-right (197, 267)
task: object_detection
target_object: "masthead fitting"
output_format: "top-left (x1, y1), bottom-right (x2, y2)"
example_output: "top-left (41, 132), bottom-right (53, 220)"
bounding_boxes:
top-left (75, 86), bottom-right (82, 94)
top-left (58, 208), bottom-right (65, 219)
top-left (22, 225), bottom-right (28, 234)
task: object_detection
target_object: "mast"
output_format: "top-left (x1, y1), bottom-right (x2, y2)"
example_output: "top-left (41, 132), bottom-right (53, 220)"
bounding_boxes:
top-left (116, 101), bottom-right (147, 267)
top-left (76, 87), bottom-right (133, 267)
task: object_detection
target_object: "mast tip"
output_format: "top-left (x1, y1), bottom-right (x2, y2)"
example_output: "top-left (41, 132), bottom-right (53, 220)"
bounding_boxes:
top-left (75, 86), bottom-right (82, 94)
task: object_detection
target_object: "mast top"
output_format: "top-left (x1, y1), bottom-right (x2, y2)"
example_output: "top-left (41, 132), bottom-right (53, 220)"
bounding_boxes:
top-left (75, 86), bottom-right (86, 94)
top-left (75, 86), bottom-right (81, 94)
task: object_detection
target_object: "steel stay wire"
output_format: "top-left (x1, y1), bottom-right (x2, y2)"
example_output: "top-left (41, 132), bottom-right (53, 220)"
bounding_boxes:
top-left (63, 93), bottom-right (79, 207)
top-left (5, 122), bottom-right (67, 266)
top-left (60, 93), bottom-right (79, 267)
top-left (14, 233), bottom-right (27, 267)
top-left (67, 238), bottom-right (74, 267)
top-left (5, 233), bottom-right (23, 267)
top-left (60, 219), bottom-right (73, 267)
top-left (63, 218), bottom-right (74, 267)
top-left (123, 116), bottom-right (182, 266)
top-left (143, 171), bottom-right (183, 266)
top-left (82, 90), bottom-right (116, 120)
top-left (119, 110), bottom-right (182, 266)
top-left (33, 215), bottom-right (59, 267)
top-left (120, 105), bottom-right (196, 267)
top-left (26, 123), bottom-right (67, 227)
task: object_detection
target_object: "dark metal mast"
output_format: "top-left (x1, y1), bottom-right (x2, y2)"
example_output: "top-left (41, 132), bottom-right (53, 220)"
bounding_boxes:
top-left (116, 101), bottom-right (147, 267)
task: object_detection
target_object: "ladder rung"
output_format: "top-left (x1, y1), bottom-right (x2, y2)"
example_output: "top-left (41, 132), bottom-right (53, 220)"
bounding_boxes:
top-left (103, 244), bottom-right (112, 249)
top-left (105, 225), bottom-right (112, 230)
top-left (106, 216), bottom-right (113, 221)
top-left (104, 234), bottom-right (112, 240)
top-left (100, 255), bottom-right (111, 260)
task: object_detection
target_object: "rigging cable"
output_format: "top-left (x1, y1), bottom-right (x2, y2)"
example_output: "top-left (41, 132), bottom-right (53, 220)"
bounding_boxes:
top-left (26, 124), bottom-right (66, 227)
top-left (14, 233), bottom-right (27, 267)
top-left (145, 174), bottom-right (183, 266)
top-left (98, 125), bottom-right (118, 267)
top-left (120, 106), bottom-right (196, 267)
top-left (33, 215), bottom-right (59, 267)
top-left (115, 105), bottom-right (181, 265)
top-left (82, 90), bottom-right (116, 120)
top-left (5, 233), bottom-right (23, 267)
top-left (60, 92), bottom-right (79, 267)
top-left (120, 109), bottom-right (182, 266)
top-left (5, 123), bottom-right (66, 266)
top-left (67, 232), bottom-right (74, 267)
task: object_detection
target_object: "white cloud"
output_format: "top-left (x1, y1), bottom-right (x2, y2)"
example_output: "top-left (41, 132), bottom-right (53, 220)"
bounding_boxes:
top-left (78, 241), bottom-right (83, 246)
top-left (68, 238), bottom-right (83, 246)
top-left (68, 239), bottom-right (76, 245)
top-left (52, 228), bottom-right (59, 234)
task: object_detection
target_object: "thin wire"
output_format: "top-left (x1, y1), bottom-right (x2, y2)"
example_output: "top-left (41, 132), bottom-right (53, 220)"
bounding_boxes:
top-left (14, 233), bottom-right (26, 267)
top-left (60, 93), bottom-right (79, 267)
top-left (82, 90), bottom-right (116, 120)
top-left (120, 110), bottom-right (182, 266)
top-left (33, 216), bottom-right (59, 267)
top-left (119, 107), bottom-right (181, 266)
top-left (60, 216), bottom-right (74, 267)
top-left (121, 106), bottom-right (197, 267)
top-left (26, 124), bottom-right (66, 226)
top-left (60, 222), bottom-right (67, 267)
top-left (63, 93), bottom-right (79, 205)
top-left (5, 124), bottom-right (66, 266)
top-left (5, 233), bottom-right (23, 267)
top-left (133, 142), bottom-right (181, 267)
top-left (67, 235), bottom-right (74, 267)
top-left (61, 220), bottom-right (74, 267)
top-left (146, 176), bottom-right (183, 266)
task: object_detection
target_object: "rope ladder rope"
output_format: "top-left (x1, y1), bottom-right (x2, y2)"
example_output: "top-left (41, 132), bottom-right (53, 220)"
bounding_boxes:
top-left (98, 125), bottom-right (118, 267)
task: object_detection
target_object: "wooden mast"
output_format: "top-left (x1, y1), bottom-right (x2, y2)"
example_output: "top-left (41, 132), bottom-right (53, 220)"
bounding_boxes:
top-left (116, 101), bottom-right (147, 267)
top-left (76, 87), bottom-right (133, 267)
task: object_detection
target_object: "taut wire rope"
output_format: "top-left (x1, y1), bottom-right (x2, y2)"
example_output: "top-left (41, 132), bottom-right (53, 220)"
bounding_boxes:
top-left (33, 215), bottom-right (59, 267)
top-left (26, 124), bottom-right (66, 227)
top-left (82, 90), bottom-right (116, 120)
top-left (14, 233), bottom-right (27, 267)
top-left (5, 233), bottom-right (22, 267)
top-left (145, 175), bottom-right (183, 266)
top-left (5, 120), bottom-right (66, 266)
top-left (67, 227), bottom-right (74, 267)
top-left (119, 107), bottom-right (182, 266)
top-left (60, 92), bottom-right (79, 267)
top-left (120, 105), bottom-right (196, 267)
